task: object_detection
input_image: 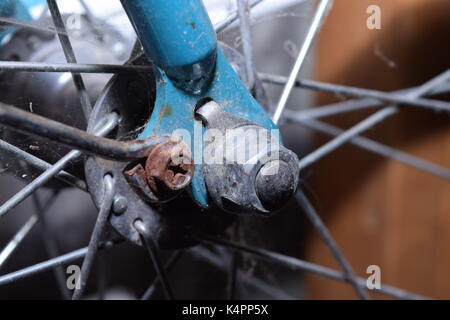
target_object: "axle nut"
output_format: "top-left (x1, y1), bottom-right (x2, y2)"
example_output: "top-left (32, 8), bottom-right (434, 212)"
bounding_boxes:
top-left (255, 160), bottom-right (297, 211)
top-left (197, 100), bottom-right (299, 214)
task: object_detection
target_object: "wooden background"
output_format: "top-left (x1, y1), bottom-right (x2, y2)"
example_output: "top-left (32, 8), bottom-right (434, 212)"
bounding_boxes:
top-left (305, 0), bottom-right (450, 299)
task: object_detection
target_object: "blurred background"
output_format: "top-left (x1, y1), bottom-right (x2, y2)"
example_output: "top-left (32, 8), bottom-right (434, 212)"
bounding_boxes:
top-left (0, 0), bottom-right (449, 299)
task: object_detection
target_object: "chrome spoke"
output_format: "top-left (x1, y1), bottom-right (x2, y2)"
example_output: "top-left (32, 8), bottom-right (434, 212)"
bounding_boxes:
top-left (95, 250), bottom-right (107, 300)
top-left (135, 220), bottom-right (175, 300)
top-left (272, 0), bottom-right (332, 124)
top-left (0, 239), bottom-right (122, 287)
top-left (0, 138), bottom-right (86, 191)
top-left (295, 191), bottom-right (370, 299)
top-left (0, 216), bottom-right (38, 269)
top-left (260, 72), bottom-right (450, 118)
top-left (237, 0), bottom-right (255, 89)
top-left (190, 246), bottom-right (294, 300)
top-left (0, 16), bottom-right (67, 36)
top-left (0, 113), bottom-right (118, 219)
top-left (78, 0), bottom-right (103, 41)
top-left (72, 175), bottom-right (115, 300)
top-left (0, 61), bottom-right (152, 74)
top-left (265, 73), bottom-right (450, 115)
top-left (297, 69), bottom-right (450, 170)
top-left (197, 235), bottom-right (429, 300)
top-left (226, 224), bottom-right (240, 300)
top-left (286, 113), bottom-right (450, 181)
top-left (0, 149), bottom-right (82, 218)
top-left (298, 106), bottom-right (399, 170)
top-left (0, 192), bottom-right (59, 270)
top-left (141, 251), bottom-right (183, 300)
top-left (296, 79), bottom-right (450, 112)
top-left (47, 0), bottom-right (92, 119)
top-left (227, 251), bottom-right (239, 300)
top-left (215, 0), bottom-right (312, 33)
top-left (215, 0), bottom-right (264, 33)
top-left (32, 192), bottom-right (70, 300)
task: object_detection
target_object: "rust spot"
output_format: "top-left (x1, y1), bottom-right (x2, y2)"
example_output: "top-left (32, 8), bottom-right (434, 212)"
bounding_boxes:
top-left (123, 162), bottom-right (147, 184)
top-left (123, 140), bottom-right (194, 202)
top-left (145, 140), bottom-right (194, 195)
top-left (186, 21), bottom-right (196, 29)
top-left (159, 105), bottom-right (173, 120)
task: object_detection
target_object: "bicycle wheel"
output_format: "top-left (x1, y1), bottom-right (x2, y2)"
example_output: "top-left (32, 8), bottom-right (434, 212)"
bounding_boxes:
top-left (0, 0), bottom-right (448, 300)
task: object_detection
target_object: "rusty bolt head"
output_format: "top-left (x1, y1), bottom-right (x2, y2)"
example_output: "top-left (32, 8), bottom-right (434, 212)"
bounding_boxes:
top-left (145, 140), bottom-right (194, 196)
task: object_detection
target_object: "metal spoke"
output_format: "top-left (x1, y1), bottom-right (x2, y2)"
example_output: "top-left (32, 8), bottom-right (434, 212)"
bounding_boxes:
top-left (298, 79), bottom-right (450, 112)
top-left (215, 0), bottom-right (264, 33)
top-left (0, 192), bottom-right (59, 270)
top-left (190, 246), bottom-right (294, 299)
top-left (37, 3), bottom-right (49, 19)
top-left (135, 220), bottom-right (174, 300)
top-left (0, 104), bottom-right (165, 160)
top-left (227, 251), bottom-right (239, 300)
top-left (286, 113), bottom-right (450, 181)
top-left (197, 235), bottom-right (429, 300)
top-left (0, 239), bottom-right (122, 287)
top-left (296, 191), bottom-right (370, 299)
top-left (297, 69), bottom-right (450, 170)
top-left (266, 74), bottom-right (450, 115)
top-left (298, 106), bottom-right (399, 170)
top-left (0, 112), bottom-right (118, 219)
top-left (72, 174), bottom-right (115, 300)
top-left (78, 0), bottom-right (103, 41)
top-left (0, 16), bottom-right (67, 36)
top-left (0, 61), bottom-right (152, 74)
top-left (47, 0), bottom-right (92, 120)
top-left (272, 0), bottom-right (332, 124)
top-left (260, 72), bottom-right (450, 119)
top-left (129, 38), bottom-right (143, 61)
top-left (215, 0), bottom-right (312, 33)
top-left (0, 216), bottom-right (37, 269)
top-left (226, 223), bottom-right (240, 300)
top-left (95, 250), bottom-right (107, 300)
top-left (0, 139), bottom-right (86, 191)
top-left (0, 150), bottom-right (81, 218)
top-left (32, 192), bottom-right (70, 300)
top-left (96, 227), bottom-right (112, 300)
top-left (141, 251), bottom-right (183, 300)
top-left (237, 0), bottom-right (255, 90)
